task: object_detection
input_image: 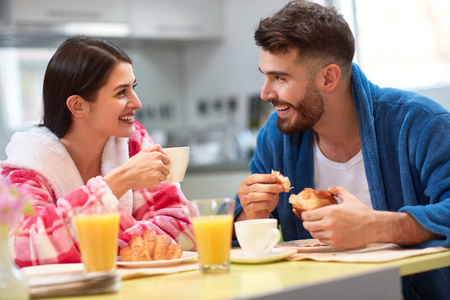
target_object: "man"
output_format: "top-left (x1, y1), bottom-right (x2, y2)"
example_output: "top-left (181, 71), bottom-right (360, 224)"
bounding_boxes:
top-left (234, 1), bottom-right (450, 299)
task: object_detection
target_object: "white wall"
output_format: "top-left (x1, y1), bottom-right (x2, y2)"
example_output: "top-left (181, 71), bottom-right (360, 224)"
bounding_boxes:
top-left (181, 0), bottom-right (288, 130)
top-left (126, 45), bottom-right (185, 139)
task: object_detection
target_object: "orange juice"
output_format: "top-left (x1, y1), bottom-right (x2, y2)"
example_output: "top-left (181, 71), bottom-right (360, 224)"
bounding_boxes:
top-left (192, 215), bottom-right (233, 266)
top-left (74, 212), bottom-right (120, 272)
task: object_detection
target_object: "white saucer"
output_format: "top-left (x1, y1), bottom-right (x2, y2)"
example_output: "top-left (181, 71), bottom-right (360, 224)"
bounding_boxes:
top-left (230, 248), bottom-right (297, 264)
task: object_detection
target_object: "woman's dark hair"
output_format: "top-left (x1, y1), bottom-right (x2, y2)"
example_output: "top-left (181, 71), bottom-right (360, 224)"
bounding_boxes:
top-left (41, 36), bottom-right (132, 138)
top-left (255, 0), bottom-right (355, 76)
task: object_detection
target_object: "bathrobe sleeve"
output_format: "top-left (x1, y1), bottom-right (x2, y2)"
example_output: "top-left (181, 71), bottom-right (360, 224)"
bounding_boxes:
top-left (117, 122), bottom-right (196, 251)
top-left (118, 183), bottom-right (196, 251)
top-left (233, 113), bottom-right (315, 242)
top-left (397, 112), bottom-right (450, 247)
top-left (1, 168), bottom-right (118, 267)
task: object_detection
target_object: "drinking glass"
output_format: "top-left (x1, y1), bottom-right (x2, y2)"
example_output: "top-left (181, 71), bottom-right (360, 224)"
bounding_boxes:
top-left (73, 203), bottom-right (120, 273)
top-left (191, 198), bottom-right (235, 274)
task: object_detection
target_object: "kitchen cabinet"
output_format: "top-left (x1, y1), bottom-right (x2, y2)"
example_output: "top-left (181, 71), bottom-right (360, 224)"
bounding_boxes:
top-left (10, 0), bottom-right (128, 24)
top-left (130, 0), bottom-right (223, 40)
top-left (0, 0), bottom-right (130, 42)
top-left (0, 0), bottom-right (223, 43)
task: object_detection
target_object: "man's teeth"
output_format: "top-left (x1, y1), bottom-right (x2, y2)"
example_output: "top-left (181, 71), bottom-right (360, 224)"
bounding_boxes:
top-left (276, 106), bottom-right (289, 111)
top-left (119, 116), bottom-right (134, 121)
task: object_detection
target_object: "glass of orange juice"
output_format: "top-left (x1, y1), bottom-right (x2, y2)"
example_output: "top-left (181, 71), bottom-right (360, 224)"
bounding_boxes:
top-left (73, 203), bottom-right (120, 273)
top-left (191, 198), bottom-right (236, 274)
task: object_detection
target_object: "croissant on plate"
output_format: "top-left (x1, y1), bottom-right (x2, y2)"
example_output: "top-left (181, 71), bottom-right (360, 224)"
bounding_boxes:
top-left (119, 229), bottom-right (183, 261)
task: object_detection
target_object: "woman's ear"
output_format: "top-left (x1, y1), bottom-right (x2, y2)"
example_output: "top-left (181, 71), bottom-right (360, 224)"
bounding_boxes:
top-left (318, 64), bottom-right (341, 92)
top-left (66, 95), bottom-right (86, 118)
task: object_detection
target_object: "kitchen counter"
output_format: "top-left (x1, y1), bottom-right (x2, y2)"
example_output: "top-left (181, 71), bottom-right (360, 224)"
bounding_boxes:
top-left (186, 161), bottom-right (250, 173)
top-left (181, 163), bottom-right (250, 200)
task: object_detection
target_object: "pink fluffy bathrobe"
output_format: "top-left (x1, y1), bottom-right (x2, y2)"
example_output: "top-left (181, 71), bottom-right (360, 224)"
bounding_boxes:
top-left (1, 121), bottom-right (195, 267)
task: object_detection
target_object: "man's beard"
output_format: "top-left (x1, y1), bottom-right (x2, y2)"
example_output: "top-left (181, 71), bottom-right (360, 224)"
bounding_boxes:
top-left (273, 83), bottom-right (324, 135)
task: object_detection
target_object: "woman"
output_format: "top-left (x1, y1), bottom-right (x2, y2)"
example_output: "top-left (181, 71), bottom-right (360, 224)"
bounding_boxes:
top-left (1, 36), bottom-right (195, 267)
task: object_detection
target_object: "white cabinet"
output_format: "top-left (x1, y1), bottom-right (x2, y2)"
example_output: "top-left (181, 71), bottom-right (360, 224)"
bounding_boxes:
top-left (1, 0), bottom-right (223, 42)
top-left (0, 0), bottom-right (130, 39)
top-left (11, 0), bottom-right (128, 24)
top-left (130, 0), bottom-right (223, 40)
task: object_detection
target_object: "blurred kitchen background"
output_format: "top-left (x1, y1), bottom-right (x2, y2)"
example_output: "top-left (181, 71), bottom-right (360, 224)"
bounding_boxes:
top-left (1, 0), bottom-right (449, 199)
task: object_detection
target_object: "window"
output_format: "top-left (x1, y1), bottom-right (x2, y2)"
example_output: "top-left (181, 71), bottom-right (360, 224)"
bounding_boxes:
top-left (0, 48), bottom-right (54, 132)
top-left (329, 0), bottom-right (450, 108)
top-left (353, 0), bottom-right (450, 90)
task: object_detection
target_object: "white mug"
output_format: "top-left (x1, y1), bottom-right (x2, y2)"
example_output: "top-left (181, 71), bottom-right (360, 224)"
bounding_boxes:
top-left (162, 147), bottom-right (190, 182)
top-left (235, 219), bottom-right (281, 257)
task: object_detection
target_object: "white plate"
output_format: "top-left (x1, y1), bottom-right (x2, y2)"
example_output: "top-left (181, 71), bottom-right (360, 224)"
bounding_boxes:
top-left (117, 251), bottom-right (198, 268)
top-left (277, 239), bottom-right (340, 253)
top-left (230, 248), bottom-right (297, 264)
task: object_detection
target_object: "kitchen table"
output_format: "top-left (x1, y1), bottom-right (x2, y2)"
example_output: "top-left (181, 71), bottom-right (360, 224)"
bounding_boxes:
top-left (33, 250), bottom-right (450, 300)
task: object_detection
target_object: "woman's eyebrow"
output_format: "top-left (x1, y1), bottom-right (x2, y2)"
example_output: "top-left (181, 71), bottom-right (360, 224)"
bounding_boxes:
top-left (113, 80), bottom-right (136, 91)
top-left (113, 84), bottom-right (129, 91)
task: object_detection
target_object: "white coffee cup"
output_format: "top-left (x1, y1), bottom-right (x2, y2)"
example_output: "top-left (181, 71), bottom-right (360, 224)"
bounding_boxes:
top-left (234, 219), bottom-right (281, 257)
top-left (162, 147), bottom-right (190, 182)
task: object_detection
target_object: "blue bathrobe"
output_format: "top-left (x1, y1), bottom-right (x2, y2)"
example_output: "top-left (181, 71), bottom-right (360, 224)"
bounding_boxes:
top-left (235, 64), bottom-right (450, 299)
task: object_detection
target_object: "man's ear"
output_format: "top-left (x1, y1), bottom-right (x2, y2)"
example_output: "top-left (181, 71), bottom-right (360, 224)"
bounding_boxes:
top-left (318, 64), bottom-right (341, 92)
top-left (66, 95), bottom-right (86, 118)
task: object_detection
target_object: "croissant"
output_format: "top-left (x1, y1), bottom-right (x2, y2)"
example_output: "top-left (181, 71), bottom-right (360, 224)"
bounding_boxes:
top-left (289, 188), bottom-right (338, 216)
top-left (119, 230), bottom-right (183, 261)
top-left (272, 170), bottom-right (293, 192)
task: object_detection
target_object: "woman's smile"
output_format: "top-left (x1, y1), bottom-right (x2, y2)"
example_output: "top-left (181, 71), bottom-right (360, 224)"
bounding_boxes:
top-left (119, 114), bottom-right (135, 124)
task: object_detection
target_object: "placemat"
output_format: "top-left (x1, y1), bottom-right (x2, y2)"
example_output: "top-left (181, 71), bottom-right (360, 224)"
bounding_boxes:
top-left (277, 239), bottom-right (450, 263)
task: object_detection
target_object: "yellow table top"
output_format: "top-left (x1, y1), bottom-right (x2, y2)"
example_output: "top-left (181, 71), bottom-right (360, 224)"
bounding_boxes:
top-left (38, 250), bottom-right (450, 300)
top-left (374, 249), bottom-right (450, 276)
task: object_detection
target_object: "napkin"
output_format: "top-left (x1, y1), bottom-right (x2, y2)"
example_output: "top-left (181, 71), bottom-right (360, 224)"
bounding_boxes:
top-left (21, 261), bottom-right (199, 299)
top-left (26, 271), bottom-right (120, 299)
top-left (277, 239), bottom-right (450, 263)
top-left (22, 262), bottom-right (199, 280)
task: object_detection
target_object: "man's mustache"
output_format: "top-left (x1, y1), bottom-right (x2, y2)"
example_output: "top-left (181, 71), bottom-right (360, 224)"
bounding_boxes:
top-left (269, 99), bottom-right (292, 107)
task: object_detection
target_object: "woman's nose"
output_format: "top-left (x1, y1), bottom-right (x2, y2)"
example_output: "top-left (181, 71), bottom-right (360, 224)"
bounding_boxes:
top-left (129, 92), bottom-right (142, 110)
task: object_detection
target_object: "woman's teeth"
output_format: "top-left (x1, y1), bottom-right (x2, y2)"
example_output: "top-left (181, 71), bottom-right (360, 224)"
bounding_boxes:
top-left (119, 116), bottom-right (134, 121)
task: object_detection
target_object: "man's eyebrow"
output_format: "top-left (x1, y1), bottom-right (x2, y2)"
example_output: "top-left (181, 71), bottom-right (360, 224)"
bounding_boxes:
top-left (258, 67), bottom-right (290, 77)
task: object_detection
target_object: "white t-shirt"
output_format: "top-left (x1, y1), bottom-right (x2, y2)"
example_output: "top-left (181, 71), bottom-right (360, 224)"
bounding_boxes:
top-left (313, 137), bottom-right (372, 208)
